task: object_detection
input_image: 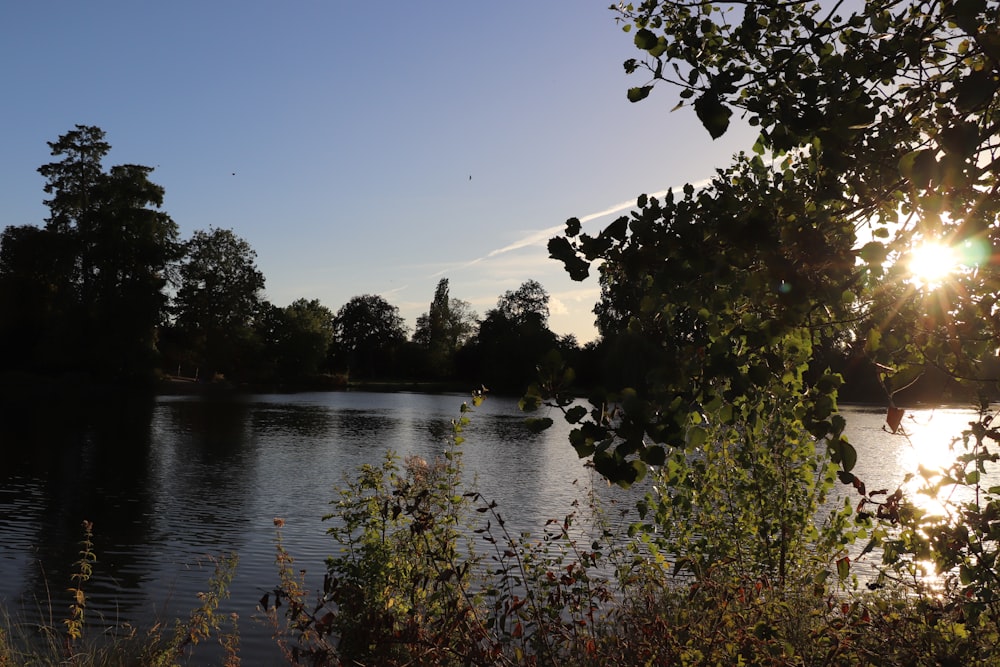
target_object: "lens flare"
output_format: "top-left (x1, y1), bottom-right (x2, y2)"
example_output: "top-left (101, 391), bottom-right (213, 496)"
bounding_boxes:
top-left (907, 242), bottom-right (959, 287)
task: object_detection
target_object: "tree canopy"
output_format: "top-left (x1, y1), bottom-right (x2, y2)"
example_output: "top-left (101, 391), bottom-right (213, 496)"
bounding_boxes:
top-left (172, 227), bottom-right (266, 380)
top-left (541, 0), bottom-right (1000, 587)
top-left (549, 0), bottom-right (1000, 479)
top-left (0, 125), bottom-right (181, 380)
top-left (331, 294), bottom-right (408, 379)
top-left (413, 278), bottom-right (478, 378)
top-left (470, 280), bottom-right (559, 394)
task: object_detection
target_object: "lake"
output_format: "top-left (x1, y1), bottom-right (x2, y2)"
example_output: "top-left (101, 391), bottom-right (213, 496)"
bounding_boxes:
top-left (0, 391), bottom-right (986, 660)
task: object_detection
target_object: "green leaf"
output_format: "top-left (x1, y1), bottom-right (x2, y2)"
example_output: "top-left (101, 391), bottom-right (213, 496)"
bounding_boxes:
top-left (836, 556), bottom-right (851, 581)
top-left (633, 28), bottom-right (658, 50)
top-left (898, 149), bottom-right (938, 186)
top-left (687, 426), bottom-right (708, 449)
top-left (885, 364), bottom-right (924, 395)
top-left (939, 122), bottom-right (980, 156)
top-left (694, 92), bottom-right (732, 139)
top-left (628, 86), bottom-right (653, 103)
top-left (548, 236), bottom-right (590, 281)
top-left (956, 70), bottom-right (999, 113)
top-left (830, 437), bottom-right (858, 473)
top-left (641, 444), bottom-right (666, 466)
top-left (570, 428), bottom-right (596, 458)
top-left (518, 386), bottom-right (543, 412)
top-left (858, 241), bottom-right (888, 265)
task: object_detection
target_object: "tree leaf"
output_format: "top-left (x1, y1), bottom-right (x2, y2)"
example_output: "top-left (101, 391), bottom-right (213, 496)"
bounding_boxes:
top-left (565, 405), bottom-right (588, 424)
top-left (547, 236), bottom-right (590, 281)
top-left (628, 86), bottom-right (653, 103)
top-left (830, 437), bottom-right (858, 473)
top-left (694, 92), bottom-right (731, 139)
top-left (836, 556), bottom-right (851, 581)
top-left (633, 28), bottom-right (658, 51)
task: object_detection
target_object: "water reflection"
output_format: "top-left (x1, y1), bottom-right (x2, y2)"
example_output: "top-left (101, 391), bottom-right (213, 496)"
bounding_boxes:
top-left (0, 394), bottom-right (989, 660)
top-left (0, 394), bottom-right (159, 623)
top-left (837, 405), bottom-right (993, 584)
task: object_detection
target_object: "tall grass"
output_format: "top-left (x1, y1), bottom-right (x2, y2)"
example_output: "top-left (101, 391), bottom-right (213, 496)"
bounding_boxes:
top-left (0, 521), bottom-right (239, 667)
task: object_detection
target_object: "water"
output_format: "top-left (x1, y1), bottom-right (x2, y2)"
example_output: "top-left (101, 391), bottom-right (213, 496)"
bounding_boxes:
top-left (0, 392), bottom-right (986, 660)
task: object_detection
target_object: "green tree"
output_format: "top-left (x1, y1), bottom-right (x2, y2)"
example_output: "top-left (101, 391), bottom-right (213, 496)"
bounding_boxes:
top-left (413, 278), bottom-right (478, 378)
top-left (171, 227), bottom-right (265, 381)
top-left (331, 294), bottom-right (408, 379)
top-left (605, 0), bottom-right (1000, 387)
top-left (37, 125), bottom-right (110, 238)
top-left (543, 0), bottom-right (1000, 585)
top-left (271, 298), bottom-right (335, 380)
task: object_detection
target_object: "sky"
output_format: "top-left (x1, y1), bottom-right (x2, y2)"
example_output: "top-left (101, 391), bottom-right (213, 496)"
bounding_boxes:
top-left (1, 1), bottom-right (756, 343)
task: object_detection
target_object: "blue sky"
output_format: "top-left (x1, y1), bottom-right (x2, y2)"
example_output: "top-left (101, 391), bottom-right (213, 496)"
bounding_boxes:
top-left (2, 2), bottom-right (754, 342)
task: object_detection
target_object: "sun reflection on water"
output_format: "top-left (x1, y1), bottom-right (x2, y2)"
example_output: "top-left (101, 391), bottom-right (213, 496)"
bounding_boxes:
top-left (882, 407), bottom-right (991, 589)
top-left (894, 409), bottom-right (977, 517)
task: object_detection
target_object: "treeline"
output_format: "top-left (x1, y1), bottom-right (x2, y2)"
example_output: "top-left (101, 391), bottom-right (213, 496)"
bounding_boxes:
top-left (0, 126), bottom-right (581, 394)
top-left (0, 126), bottom-right (980, 401)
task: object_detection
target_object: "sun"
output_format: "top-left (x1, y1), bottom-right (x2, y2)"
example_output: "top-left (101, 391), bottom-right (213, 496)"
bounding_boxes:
top-left (907, 241), bottom-right (960, 287)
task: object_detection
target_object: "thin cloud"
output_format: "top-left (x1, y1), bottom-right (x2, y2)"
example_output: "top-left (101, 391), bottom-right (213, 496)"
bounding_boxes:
top-left (432, 179), bottom-right (715, 278)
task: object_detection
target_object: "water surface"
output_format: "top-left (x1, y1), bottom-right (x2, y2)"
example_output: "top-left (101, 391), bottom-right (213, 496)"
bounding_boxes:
top-left (0, 392), bottom-right (986, 659)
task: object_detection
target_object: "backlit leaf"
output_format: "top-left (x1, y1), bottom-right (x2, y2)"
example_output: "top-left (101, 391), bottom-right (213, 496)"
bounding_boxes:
top-left (628, 86), bottom-right (653, 103)
top-left (694, 92), bottom-right (732, 139)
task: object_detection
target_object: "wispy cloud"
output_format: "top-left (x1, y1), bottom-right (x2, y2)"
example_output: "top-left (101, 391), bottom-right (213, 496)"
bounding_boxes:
top-left (432, 179), bottom-right (715, 279)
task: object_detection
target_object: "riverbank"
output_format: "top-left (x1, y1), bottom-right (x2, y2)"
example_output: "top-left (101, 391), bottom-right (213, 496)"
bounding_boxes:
top-left (155, 374), bottom-right (477, 396)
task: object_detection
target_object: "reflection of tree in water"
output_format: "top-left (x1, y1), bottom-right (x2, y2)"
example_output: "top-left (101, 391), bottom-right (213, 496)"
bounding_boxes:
top-left (0, 392), bottom-right (159, 628)
top-left (251, 403), bottom-right (335, 438)
top-left (154, 398), bottom-right (259, 537)
top-left (332, 408), bottom-right (407, 454)
top-left (456, 412), bottom-right (573, 539)
top-left (474, 413), bottom-right (547, 445)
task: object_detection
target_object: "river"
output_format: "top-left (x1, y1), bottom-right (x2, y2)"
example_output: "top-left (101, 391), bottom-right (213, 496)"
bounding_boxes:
top-left (0, 391), bottom-right (986, 661)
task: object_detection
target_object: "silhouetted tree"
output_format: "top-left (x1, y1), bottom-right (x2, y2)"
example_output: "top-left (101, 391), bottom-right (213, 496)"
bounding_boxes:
top-left (463, 280), bottom-right (558, 393)
top-left (0, 225), bottom-right (76, 372)
top-left (412, 278), bottom-right (477, 378)
top-left (331, 294), bottom-right (407, 379)
top-left (171, 227), bottom-right (265, 381)
top-left (3, 125), bottom-right (182, 381)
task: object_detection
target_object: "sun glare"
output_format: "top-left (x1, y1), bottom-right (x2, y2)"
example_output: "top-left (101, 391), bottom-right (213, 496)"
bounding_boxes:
top-left (907, 242), bottom-right (959, 287)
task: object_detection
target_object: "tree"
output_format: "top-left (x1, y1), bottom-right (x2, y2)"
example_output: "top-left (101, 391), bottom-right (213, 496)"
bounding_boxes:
top-left (603, 0), bottom-right (1000, 393)
top-left (0, 225), bottom-right (76, 371)
top-left (542, 0), bottom-right (1000, 586)
top-left (171, 227), bottom-right (265, 380)
top-left (466, 281), bottom-right (558, 394)
top-left (412, 278), bottom-right (478, 378)
top-left (331, 295), bottom-right (408, 379)
top-left (37, 125), bottom-right (110, 237)
top-left (15, 125), bottom-right (182, 380)
top-left (272, 298), bottom-right (336, 380)
top-left (493, 279), bottom-right (550, 328)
